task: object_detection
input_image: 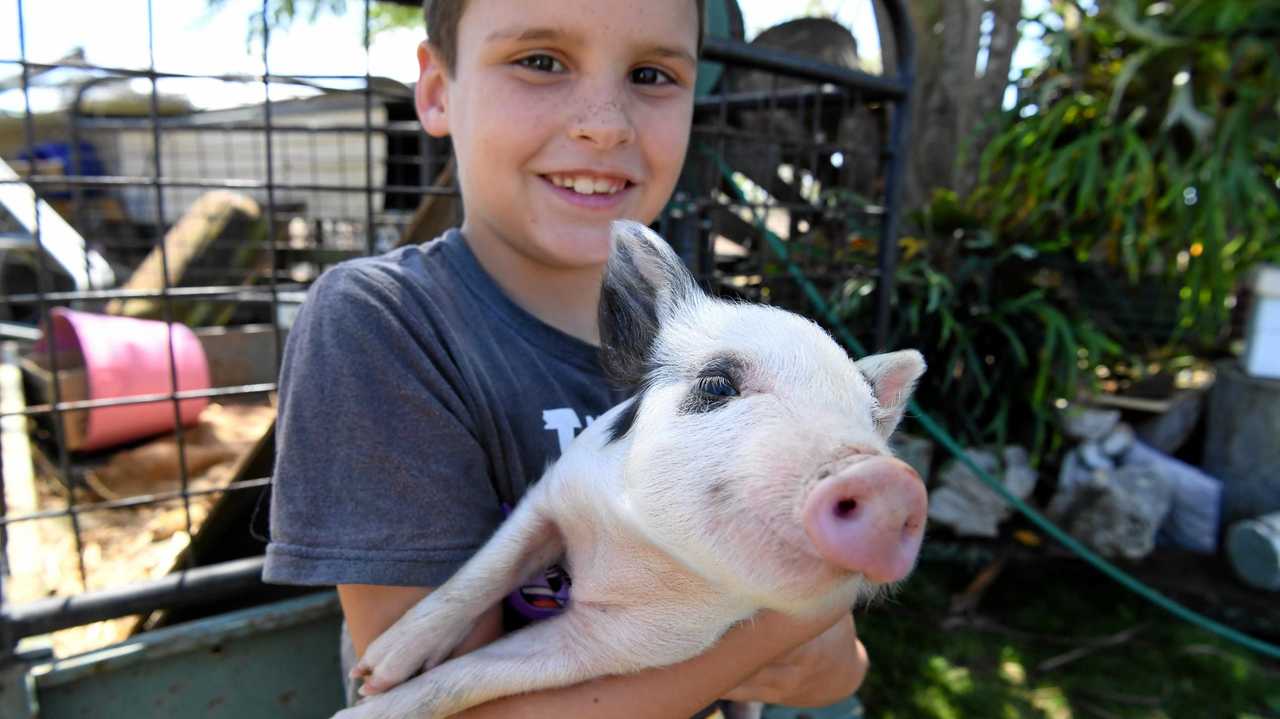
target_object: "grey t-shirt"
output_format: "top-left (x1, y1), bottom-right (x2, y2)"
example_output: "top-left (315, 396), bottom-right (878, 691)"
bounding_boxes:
top-left (263, 229), bottom-right (733, 718)
top-left (263, 228), bottom-right (627, 588)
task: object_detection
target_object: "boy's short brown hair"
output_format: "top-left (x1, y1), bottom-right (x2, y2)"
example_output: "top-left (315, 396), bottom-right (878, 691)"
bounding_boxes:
top-left (423, 0), bottom-right (706, 75)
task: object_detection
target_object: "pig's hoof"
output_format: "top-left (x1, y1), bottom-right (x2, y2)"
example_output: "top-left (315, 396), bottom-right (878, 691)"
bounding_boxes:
top-left (352, 634), bottom-right (446, 695)
top-left (350, 663), bottom-right (400, 697)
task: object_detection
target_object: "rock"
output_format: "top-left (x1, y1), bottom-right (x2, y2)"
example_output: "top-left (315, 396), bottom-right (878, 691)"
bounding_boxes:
top-left (1078, 442), bottom-right (1116, 471)
top-left (927, 447), bottom-right (1037, 538)
top-left (1048, 451), bottom-right (1175, 560)
top-left (927, 486), bottom-right (1000, 537)
top-left (1059, 405), bottom-right (1121, 442)
top-left (1100, 422), bottom-right (1136, 458)
top-left (1048, 449), bottom-right (1091, 517)
top-left (1001, 446), bottom-right (1037, 500)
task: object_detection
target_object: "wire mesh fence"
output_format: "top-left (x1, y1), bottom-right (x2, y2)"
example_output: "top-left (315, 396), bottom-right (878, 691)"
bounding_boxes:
top-left (0, 0), bottom-right (913, 665)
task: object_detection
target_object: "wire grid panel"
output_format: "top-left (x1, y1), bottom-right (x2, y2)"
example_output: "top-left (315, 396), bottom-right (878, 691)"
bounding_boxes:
top-left (0, 0), bottom-right (441, 659)
top-left (682, 62), bottom-right (891, 309)
top-left (79, 96), bottom-right (391, 227)
top-left (0, 0), bottom-right (912, 660)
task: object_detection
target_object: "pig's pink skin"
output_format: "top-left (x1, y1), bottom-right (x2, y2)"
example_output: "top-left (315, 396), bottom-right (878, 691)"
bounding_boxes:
top-left (801, 456), bottom-right (927, 583)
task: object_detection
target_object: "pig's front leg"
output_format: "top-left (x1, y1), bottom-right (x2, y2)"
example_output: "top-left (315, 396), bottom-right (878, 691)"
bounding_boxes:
top-left (336, 604), bottom-right (731, 719)
top-left (351, 490), bottom-right (565, 695)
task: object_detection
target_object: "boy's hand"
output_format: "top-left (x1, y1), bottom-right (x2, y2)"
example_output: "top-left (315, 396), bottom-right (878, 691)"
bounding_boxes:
top-left (722, 612), bottom-right (868, 707)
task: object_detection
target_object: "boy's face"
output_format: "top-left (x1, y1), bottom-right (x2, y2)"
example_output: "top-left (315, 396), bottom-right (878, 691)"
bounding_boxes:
top-left (416, 0), bottom-right (698, 272)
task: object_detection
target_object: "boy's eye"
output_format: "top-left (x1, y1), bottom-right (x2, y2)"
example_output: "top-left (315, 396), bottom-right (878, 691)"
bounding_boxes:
top-left (631, 67), bottom-right (674, 86)
top-left (516, 54), bottom-right (565, 73)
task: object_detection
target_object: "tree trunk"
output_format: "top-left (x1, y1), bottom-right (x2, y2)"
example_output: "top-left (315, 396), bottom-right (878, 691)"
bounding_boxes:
top-left (874, 0), bottom-right (1022, 211)
top-left (962, 0), bottom-right (1021, 197)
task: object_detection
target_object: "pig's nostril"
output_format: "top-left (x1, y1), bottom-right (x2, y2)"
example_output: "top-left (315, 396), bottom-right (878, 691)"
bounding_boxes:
top-left (834, 499), bottom-right (858, 518)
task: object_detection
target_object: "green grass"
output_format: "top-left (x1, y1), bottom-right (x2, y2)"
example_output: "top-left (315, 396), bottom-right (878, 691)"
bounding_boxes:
top-left (855, 558), bottom-right (1280, 719)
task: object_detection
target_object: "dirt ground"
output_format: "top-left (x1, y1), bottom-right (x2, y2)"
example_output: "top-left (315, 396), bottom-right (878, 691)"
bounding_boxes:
top-left (21, 401), bottom-right (275, 658)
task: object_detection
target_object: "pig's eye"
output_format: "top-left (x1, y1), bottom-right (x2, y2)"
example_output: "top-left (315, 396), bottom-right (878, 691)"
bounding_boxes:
top-left (680, 375), bottom-right (739, 414)
top-left (698, 376), bottom-right (739, 399)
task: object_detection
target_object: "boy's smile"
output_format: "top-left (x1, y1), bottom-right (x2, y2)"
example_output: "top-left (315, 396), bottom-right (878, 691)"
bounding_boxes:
top-left (541, 169), bottom-right (634, 208)
top-left (414, 0), bottom-right (698, 337)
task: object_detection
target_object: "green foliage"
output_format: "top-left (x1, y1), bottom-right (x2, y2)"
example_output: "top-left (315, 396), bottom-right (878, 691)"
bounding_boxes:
top-left (369, 3), bottom-right (424, 35)
top-left (829, 1), bottom-right (1280, 455)
top-left (207, 0), bottom-right (421, 47)
top-left (827, 190), bottom-right (1120, 460)
top-left (976, 0), bottom-right (1280, 352)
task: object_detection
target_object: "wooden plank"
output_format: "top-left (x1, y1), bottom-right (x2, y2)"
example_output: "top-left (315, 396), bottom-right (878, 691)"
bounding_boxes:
top-left (105, 191), bottom-right (267, 323)
top-left (1, 342), bottom-right (74, 605)
top-left (1, 342), bottom-right (74, 672)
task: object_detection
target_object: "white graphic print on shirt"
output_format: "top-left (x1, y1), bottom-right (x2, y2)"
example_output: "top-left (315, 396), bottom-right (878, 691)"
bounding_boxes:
top-left (542, 408), bottom-right (597, 454)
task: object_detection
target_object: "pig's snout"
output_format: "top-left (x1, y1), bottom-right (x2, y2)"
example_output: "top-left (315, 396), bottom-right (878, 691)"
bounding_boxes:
top-left (802, 456), bottom-right (927, 583)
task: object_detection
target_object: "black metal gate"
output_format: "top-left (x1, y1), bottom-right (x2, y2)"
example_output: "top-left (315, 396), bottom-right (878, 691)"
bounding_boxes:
top-left (0, 0), bottom-right (913, 677)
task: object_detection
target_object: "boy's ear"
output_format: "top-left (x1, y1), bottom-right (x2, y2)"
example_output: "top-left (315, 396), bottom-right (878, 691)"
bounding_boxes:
top-left (855, 350), bottom-right (926, 439)
top-left (415, 40), bottom-right (450, 137)
top-left (598, 221), bottom-right (700, 389)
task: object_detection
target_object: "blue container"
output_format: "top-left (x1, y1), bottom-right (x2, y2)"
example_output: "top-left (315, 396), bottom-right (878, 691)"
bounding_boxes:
top-left (17, 141), bottom-right (105, 199)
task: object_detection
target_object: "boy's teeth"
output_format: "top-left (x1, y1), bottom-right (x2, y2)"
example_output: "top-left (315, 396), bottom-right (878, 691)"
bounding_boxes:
top-left (549, 174), bottom-right (624, 195)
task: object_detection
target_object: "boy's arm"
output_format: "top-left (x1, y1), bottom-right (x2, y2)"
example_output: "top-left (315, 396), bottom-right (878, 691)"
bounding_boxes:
top-left (345, 587), bottom-right (862, 718)
top-left (448, 606), bottom-right (859, 719)
top-left (338, 584), bottom-right (504, 659)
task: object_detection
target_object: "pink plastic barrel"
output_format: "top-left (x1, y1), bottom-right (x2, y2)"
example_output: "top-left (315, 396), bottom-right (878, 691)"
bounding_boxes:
top-left (34, 308), bottom-right (210, 452)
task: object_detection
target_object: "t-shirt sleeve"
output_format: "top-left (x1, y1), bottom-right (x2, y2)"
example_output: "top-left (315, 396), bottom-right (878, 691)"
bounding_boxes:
top-left (262, 261), bottom-right (503, 587)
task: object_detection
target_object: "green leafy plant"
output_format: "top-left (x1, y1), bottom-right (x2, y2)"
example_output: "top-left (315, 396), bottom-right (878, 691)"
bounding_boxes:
top-left (207, 0), bottom-right (422, 47)
top-left (837, 1), bottom-right (1280, 458)
top-left (975, 0), bottom-right (1280, 354)
top-left (828, 190), bottom-right (1121, 460)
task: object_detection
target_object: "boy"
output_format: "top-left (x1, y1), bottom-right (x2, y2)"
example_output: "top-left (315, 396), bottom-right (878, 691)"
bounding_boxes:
top-left (263, 0), bottom-right (869, 715)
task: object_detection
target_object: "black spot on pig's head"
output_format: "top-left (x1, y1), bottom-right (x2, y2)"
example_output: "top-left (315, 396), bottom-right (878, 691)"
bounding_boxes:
top-left (607, 388), bottom-right (646, 443)
top-left (598, 220), bottom-right (700, 392)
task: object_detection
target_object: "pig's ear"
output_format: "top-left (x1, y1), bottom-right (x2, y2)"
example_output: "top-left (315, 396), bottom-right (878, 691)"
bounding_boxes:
top-left (598, 220), bottom-right (699, 388)
top-left (856, 350), bottom-right (926, 438)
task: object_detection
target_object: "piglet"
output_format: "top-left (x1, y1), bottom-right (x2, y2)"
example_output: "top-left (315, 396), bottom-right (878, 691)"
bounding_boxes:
top-left (336, 221), bottom-right (928, 719)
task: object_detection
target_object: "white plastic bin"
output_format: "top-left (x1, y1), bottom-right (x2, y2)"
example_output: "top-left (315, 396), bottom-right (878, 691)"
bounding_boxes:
top-left (1243, 265), bottom-right (1280, 379)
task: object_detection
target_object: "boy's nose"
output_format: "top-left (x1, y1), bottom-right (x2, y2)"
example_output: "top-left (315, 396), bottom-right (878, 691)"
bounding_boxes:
top-left (569, 100), bottom-right (636, 149)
